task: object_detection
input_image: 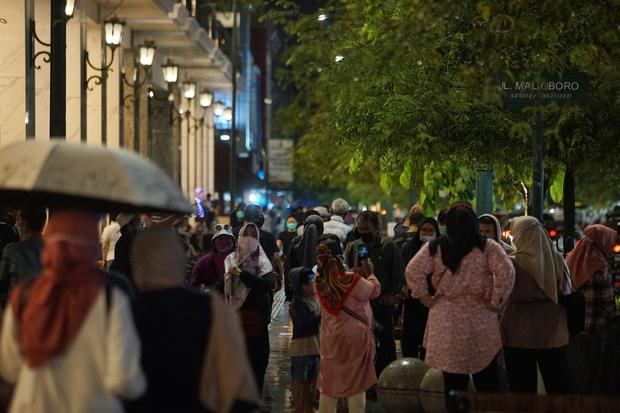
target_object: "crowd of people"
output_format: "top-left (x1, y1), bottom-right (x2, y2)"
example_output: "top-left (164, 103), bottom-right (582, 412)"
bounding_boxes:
top-left (0, 195), bottom-right (617, 413)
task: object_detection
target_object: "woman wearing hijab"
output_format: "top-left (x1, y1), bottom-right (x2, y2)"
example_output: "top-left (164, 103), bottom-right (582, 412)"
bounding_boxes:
top-left (315, 244), bottom-right (381, 413)
top-left (500, 216), bottom-right (571, 394)
top-left (191, 224), bottom-right (236, 290)
top-left (0, 209), bottom-right (145, 413)
top-left (567, 224), bottom-right (617, 334)
top-left (406, 205), bottom-right (515, 412)
top-left (127, 226), bottom-right (260, 413)
top-left (224, 223), bottom-right (277, 395)
top-left (400, 217), bottom-right (440, 359)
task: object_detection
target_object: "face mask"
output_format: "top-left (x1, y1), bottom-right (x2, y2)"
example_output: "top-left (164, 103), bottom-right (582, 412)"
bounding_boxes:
top-left (420, 235), bottom-right (436, 243)
top-left (438, 226), bottom-right (447, 236)
top-left (359, 232), bottom-right (375, 244)
top-left (236, 211), bottom-right (245, 220)
top-left (238, 236), bottom-right (259, 252)
top-left (287, 223), bottom-right (298, 231)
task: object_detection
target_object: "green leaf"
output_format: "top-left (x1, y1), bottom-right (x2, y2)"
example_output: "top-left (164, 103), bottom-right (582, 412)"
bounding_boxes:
top-left (549, 166), bottom-right (566, 204)
top-left (380, 172), bottom-right (393, 196)
top-left (399, 161), bottom-right (413, 189)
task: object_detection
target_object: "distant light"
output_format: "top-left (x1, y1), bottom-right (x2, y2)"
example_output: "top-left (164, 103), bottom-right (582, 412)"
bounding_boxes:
top-left (213, 101), bottom-right (225, 117)
top-left (249, 193), bottom-right (259, 203)
top-left (264, 98), bottom-right (272, 105)
top-left (380, 208), bottom-right (388, 216)
top-left (257, 169), bottom-right (266, 181)
top-left (317, 14), bottom-right (328, 22)
top-left (613, 243), bottom-right (620, 254)
top-left (25, 112), bottom-right (29, 125)
top-left (168, 93), bottom-right (175, 102)
top-left (220, 134), bottom-right (230, 141)
top-left (223, 107), bottom-right (233, 121)
top-left (223, 192), bottom-right (231, 202)
top-left (335, 55), bottom-right (344, 63)
top-left (549, 208), bottom-right (555, 214)
top-left (548, 229), bottom-right (558, 238)
top-left (148, 90), bottom-right (154, 98)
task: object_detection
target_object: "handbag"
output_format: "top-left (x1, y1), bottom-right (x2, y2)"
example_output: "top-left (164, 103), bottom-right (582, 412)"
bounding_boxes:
top-left (559, 261), bottom-right (586, 337)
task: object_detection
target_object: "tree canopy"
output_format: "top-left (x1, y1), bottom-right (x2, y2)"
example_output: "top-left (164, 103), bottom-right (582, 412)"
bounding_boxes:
top-left (270, 0), bottom-right (620, 212)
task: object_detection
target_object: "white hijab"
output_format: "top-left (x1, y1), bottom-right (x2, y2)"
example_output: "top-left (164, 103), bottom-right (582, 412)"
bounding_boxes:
top-left (224, 223), bottom-right (273, 310)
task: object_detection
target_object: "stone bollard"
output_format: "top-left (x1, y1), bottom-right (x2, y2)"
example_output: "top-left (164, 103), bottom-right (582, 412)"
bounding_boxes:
top-left (377, 358), bottom-right (430, 413)
top-left (419, 368), bottom-right (447, 413)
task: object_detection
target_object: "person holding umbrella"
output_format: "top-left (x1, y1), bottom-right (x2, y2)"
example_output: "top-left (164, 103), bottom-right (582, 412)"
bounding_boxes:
top-left (0, 209), bottom-right (146, 412)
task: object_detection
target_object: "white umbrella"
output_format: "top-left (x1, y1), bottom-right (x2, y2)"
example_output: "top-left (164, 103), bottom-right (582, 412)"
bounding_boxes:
top-left (0, 140), bottom-right (191, 214)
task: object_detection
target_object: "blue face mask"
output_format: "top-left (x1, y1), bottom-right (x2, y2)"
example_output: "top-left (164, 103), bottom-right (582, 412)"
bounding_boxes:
top-left (236, 211), bottom-right (245, 220)
top-left (287, 222), bottom-right (298, 231)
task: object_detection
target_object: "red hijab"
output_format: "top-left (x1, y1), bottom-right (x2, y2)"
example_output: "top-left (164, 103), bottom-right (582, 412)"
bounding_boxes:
top-left (11, 209), bottom-right (102, 368)
top-left (567, 224), bottom-right (617, 290)
top-left (314, 244), bottom-right (360, 315)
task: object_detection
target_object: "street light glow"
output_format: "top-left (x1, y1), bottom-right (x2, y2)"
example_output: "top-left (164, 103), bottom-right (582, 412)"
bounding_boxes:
top-left (220, 134), bottom-right (231, 141)
top-left (65, 0), bottom-right (77, 18)
top-left (138, 41), bottom-right (156, 67)
top-left (183, 82), bottom-right (196, 100)
top-left (317, 14), bottom-right (328, 22)
top-left (200, 90), bottom-right (213, 108)
top-left (335, 55), bottom-right (344, 63)
top-left (148, 89), bottom-right (154, 98)
top-left (162, 59), bottom-right (179, 83)
top-left (213, 101), bottom-right (225, 117)
top-left (223, 107), bottom-right (233, 121)
top-left (103, 17), bottom-right (126, 49)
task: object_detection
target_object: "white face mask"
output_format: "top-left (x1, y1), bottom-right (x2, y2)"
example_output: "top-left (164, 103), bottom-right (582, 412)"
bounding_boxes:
top-left (420, 235), bottom-right (436, 243)
top-left (238, 236), bottom-right (259, 252)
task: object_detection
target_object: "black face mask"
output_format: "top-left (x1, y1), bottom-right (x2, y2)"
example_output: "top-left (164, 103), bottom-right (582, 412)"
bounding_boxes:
top-left (359, 232), bottom-right (375, 244)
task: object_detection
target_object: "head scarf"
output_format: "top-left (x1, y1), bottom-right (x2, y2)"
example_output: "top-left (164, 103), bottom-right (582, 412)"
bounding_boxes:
top-left (479, 213), bottom-right (514, 254)
top-left (132, 226), bottom-right (186, 292)
top-left (11, 209), bottom-right (102, 368)
top-left (314, 244), bottom-right (360, 315)
top-left (510, 216), bottom-right (564, 303)
top-left (224, 223), bottom-right (273, 310)
top-left (435, 206), bottom-right (485, 273)
top-left (567, 224), bottom-right (617, 290)
top-left (297, 215), bottom-right (324, 268)
top-left (289, 267), bottom-right (315, 296)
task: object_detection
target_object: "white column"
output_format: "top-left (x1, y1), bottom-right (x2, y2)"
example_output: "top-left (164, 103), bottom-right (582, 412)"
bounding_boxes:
top-left (34, 0), bottom-right (50, 142)
top-left (85, 17), bottom-right (101, 145)
top-left (0, 0), bottom-right (26, 146)
top-left (65, 3), bottom-right (81, 142)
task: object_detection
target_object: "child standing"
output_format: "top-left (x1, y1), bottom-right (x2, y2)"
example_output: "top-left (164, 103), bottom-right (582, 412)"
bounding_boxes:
top-left (289, 267), bottom-right (321, 413)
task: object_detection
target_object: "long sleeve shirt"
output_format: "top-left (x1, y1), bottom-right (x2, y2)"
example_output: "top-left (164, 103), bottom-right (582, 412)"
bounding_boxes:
top-left (346, 239), bottom-right (404, 297)
top-left (579, 266), bottom-right (616, 334)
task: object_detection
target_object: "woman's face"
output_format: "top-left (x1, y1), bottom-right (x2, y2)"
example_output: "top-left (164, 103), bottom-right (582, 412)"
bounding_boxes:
top-left (419, 222), bottom-right (437, 238)
top-left (242, 225), bottom-right (258, 238)
top-left (214, 236), bottom-right (234, 254)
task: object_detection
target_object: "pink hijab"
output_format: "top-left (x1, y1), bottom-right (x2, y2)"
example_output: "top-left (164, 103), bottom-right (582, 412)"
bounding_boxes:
top-left (567, 224), bottom-right (617, 290)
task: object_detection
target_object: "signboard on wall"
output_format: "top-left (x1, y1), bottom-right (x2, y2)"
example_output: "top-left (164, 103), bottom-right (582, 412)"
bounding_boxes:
top-left (268, 139), bottom-right (294, 184)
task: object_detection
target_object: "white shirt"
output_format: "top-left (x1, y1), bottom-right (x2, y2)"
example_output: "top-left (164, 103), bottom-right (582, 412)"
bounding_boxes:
top-left (101, 222), bottom-right (121, 262)
top-left (323, 215), bottom-right (352, 245)
top-left (0, 288), bottom-right (146, 413)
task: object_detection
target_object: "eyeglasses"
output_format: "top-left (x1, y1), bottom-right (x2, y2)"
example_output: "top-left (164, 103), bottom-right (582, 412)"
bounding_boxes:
top-left (214, 224), bottom-right (232, 232)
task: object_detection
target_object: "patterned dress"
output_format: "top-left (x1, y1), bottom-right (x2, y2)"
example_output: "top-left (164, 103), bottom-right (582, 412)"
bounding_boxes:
top-left (406, 239), bottom-right (515, 374)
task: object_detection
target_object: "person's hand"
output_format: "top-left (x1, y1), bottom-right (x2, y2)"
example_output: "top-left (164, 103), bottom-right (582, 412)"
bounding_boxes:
top-left (97, 260), bottom-right (106, 269)
top-left (359, 258), bottom-right (374, 278)
top-left (230, 266), bottom-right (241, 277)
top-left (419, 294), bottom-right (435, 308)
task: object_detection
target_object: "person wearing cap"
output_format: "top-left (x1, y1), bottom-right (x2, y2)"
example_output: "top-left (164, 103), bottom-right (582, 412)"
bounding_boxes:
top-left (323, 198), bottom-right (353, 246)
top-left (191, 224), bottom-right (236, 290)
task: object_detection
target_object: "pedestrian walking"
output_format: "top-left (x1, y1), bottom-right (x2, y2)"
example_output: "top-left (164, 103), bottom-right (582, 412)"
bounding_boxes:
top-left (0, 208), bottom-right (47, 302)
top-left (501, 216), bottom-right (572, 394)
top-left (109, 213), bottom-right (140, 283)
top-left (127, 225), bottom-right (260, 413)
top-left (278, 215), bottom-right (299, 259)
top-left (289, 267), bottom-right (321, 413)
top-left (399, 217), bottom-right (439, 359)
top-left (565, 224), bottom-right (617, 393)
top-left (315, 244), bottom-right (381, 413)
top-left (567, 224), bottom-right (617, 334)
top-left (191, 224), bottom-right (236, 289)
top-left (406, 205), bottom-right (515, 412)
top-left (323, 198), bottom-right (353, 246)
top-left (224, 223), bottom-right (278, 395)
top-left (345, 211), bottom-right (404, 380)
top-left (478, 214), bottom-right (514, 254)
top-left (0, 209), bottom-right (145, 413)
top-left (100, 213), bottom-right (121, 270)
top-left (286, 215), bottom-right (324, 300)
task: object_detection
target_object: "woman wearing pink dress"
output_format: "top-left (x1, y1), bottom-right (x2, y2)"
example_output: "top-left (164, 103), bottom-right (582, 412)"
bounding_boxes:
top-left (406, 205), bottom-right (515, 412)
top-left (314, 244), bottom-right (381, 413)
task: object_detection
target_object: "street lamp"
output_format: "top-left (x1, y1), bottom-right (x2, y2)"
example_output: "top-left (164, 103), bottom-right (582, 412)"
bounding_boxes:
top-left (103, 17), bottom-right (125, 50)
top-left (138, 40), bottom-right (156, 67)
top-left (200, 90), bottom-right (213, 108)
top-left (213, 100), bottom-right (225, 117)
top-left (183, 82), bottom-right (197, 100)
top-left (84, 16), bottom-right (126, 90)
top-left (65, 0), bottom-right (77, 18)
top-left (162, 59), bottom-right (179, 84)
top-left (223, 107), bottom-right (233, 121)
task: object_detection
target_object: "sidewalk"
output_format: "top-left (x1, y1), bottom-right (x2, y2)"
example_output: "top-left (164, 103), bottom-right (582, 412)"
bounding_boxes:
top-left (262, 291), bottom-right (385, 412)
